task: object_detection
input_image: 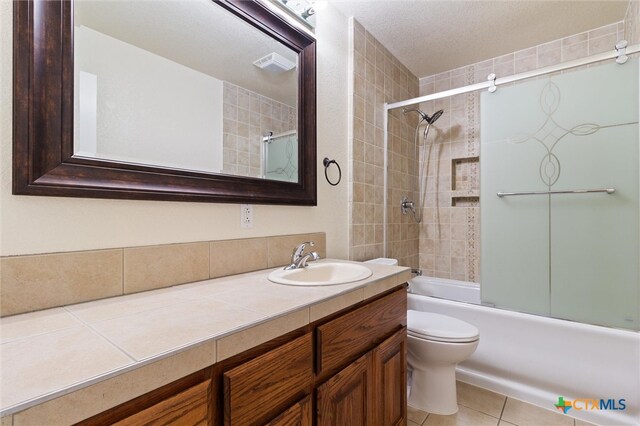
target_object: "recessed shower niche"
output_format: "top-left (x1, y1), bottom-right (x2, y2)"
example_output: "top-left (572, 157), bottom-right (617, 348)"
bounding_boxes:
top-left (451, 156), bottom-right (479, 207)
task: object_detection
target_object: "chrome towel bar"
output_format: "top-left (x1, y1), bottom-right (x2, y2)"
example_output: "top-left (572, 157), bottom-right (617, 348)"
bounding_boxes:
top-left (497, 188), bottom-right (616, 197)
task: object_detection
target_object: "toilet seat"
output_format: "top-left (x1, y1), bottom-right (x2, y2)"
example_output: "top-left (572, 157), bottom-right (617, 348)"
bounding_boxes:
top-left (408, 310), bottom-right (479, 343)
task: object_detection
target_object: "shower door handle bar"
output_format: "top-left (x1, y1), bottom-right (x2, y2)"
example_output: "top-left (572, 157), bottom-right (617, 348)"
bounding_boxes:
top-left (497, 188), bottom-right (616, 197)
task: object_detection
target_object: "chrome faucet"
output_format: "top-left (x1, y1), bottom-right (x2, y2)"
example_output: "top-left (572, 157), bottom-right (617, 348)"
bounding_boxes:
top-left (284, 241), bottom-right (320, 270)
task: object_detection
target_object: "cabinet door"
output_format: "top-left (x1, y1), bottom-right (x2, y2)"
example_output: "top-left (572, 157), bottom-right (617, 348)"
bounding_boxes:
top-left (372, 328), bottom-right (407, 426)
top-left (266, 395), bottom-right (312, 426)
top-left (112, 380), bottom-right (210, 426)
top-left (316, 352), bottom-right (373, 426)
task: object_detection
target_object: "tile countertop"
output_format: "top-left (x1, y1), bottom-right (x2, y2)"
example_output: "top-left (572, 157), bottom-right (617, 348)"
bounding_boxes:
top-left (0, 259), bottom-right (410, 418)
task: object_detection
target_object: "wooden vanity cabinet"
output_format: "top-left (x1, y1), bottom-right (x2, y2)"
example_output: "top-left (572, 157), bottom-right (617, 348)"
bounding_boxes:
top-left (80, 286), bottom-right (406, 426)
top-left (213, 286), bottom-right (406, 425)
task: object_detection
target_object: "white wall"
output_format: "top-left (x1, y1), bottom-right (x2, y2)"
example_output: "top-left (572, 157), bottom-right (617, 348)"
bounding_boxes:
top-left (74, 26), bottom-right (223, 173)
top-left (0, 2), bottom-right (350, 258)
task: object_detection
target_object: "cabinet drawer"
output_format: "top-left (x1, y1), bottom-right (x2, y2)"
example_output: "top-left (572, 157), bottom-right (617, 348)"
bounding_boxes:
top-left (223, 333), bottom-right (313, 425)
top-left (112, 380), bottom-right (210, 426)
top-left (317, 287), bottom-right (406, 374)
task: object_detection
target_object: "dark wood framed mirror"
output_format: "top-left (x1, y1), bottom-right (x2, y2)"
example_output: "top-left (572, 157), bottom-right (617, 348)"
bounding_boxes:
top-left (13, 0), bottom-right (317, 205)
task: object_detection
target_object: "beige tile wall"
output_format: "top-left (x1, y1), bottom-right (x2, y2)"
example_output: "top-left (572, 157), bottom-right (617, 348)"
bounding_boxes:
top-left (0, 232), bottom-right (325, 317)
top-left (349, 18), bottom-right (420, 268)
top-left (222, 82), bottom-right (297, 178)
top-left (417, 21), bottom-right (627, 282)
top-left (626, 1), bottom-right (640, 45)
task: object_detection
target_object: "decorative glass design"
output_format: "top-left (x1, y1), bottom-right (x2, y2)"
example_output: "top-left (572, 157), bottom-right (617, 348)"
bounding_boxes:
top-left (481, 58), bottom-right (639, 330)
top-left (263, 131), bottom-right (298, 182)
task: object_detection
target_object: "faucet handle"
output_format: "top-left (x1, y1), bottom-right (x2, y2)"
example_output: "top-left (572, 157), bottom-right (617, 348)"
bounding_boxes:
top-left (285, 241), bottom-right (316, 270)
top-left (292, 241), bottom-right (314, 259)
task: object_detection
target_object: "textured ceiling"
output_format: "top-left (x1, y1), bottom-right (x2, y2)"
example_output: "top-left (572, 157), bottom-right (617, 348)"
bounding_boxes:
top-left (75, 0), bottom-right (299, 106)
top-left (330, 0), bottom-right (629, 78)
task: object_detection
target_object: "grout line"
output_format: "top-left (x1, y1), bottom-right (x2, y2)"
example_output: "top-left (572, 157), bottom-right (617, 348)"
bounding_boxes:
top-left (208, 240), bottom-right (212, 279)
top-left (64, 308), bottom-right (137, 362)
top-left (121, 248), bottom-right (125, 295)
top-left (266, 236), bottom-right (272, 268)
top-left (499, 397), bottom-right (508, 420)
top-left (421, 412), bottom-right (429, 425)
top-left (0, 308), bottom-right (87, 345)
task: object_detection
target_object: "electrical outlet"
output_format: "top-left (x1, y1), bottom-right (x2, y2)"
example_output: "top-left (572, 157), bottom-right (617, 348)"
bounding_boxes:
top-left (240, 204), bottom-right (253, 228)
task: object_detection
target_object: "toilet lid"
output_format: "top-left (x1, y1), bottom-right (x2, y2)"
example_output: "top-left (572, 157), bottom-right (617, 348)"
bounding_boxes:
top-left (407, 310), bottom-right (479, 343)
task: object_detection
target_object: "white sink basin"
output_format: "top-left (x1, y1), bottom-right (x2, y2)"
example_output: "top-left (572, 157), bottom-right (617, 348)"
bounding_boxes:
top-left (268, 262), bottom-right (373, 286)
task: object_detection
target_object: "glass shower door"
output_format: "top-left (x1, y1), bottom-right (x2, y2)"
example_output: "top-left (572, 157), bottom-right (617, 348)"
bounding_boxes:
top-left (549, 60), bottom-right (639, 329)
top-left (262, 131), bottom-right (298, 183)
top-left (480, 78), bottom-right (552, 316)
top-left (481, 59), bottom-right (639, 330)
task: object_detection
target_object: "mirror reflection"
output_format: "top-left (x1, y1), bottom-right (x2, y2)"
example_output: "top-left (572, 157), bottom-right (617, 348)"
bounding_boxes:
top-left (73, 0), bottom-right (299, 182)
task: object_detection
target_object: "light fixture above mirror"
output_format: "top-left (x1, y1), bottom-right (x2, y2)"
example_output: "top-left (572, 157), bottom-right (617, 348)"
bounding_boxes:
top-left (269, 0), bottom-right (324, 29)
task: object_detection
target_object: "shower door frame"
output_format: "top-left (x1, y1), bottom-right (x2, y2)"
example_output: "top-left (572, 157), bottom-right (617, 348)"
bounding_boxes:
top-left (382, 41), bottom-right (640, 258)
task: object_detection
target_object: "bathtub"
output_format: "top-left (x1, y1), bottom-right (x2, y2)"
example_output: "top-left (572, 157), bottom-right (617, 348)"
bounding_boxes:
top-left (408, 276), bottom-right (640, 426)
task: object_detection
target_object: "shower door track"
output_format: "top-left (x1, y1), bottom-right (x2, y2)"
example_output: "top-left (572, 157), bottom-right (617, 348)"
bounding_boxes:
top-left (384, 43), bottom-right (640, 111)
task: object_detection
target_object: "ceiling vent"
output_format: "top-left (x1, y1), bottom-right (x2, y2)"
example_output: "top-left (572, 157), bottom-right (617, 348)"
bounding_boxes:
top-left (253, 52), bottom-right (296, 73)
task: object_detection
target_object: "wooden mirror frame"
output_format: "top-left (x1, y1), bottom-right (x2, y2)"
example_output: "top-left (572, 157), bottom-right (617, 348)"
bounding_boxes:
top-left (13, 0), bottom-right (317, 205)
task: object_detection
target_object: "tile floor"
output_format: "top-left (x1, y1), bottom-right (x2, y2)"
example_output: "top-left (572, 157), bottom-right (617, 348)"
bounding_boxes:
top-left (408, 382), bottom-right (595, 426)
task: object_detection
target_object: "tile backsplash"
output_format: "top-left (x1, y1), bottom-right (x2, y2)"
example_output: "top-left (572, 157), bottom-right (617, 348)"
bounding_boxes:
top-left (0, 250), bottom-right (123, 317)
top-left (0, 232), bottom-right (325, 317)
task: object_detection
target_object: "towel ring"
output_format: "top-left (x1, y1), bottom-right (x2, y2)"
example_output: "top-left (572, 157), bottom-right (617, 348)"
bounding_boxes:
top-left (323, 158), bottom-right (341, 186)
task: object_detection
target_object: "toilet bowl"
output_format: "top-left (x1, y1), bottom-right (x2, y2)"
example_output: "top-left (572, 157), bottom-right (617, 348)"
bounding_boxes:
top-left (407, 310), bottom-right (479, 415)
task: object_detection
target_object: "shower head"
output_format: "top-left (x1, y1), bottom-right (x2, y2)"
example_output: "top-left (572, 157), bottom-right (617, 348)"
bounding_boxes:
top-left (402, 108), bottom-right (445, 124)
top-left (429, 109), bottom-right (444, 124)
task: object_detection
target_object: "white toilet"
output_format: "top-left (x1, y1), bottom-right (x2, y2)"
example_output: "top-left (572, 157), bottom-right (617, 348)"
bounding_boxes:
top-left (407, 310), bottom-right (479, 415)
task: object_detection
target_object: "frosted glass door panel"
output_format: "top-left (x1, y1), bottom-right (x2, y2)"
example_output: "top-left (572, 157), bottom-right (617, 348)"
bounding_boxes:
top-left (481, 80), bottom-right (551, 316)
top-left (264, 133), bottom-right (298, 183)
top-left (481, 59), bottom-right (639, 330)
top-left (549, 60), bottom-right (639, 329)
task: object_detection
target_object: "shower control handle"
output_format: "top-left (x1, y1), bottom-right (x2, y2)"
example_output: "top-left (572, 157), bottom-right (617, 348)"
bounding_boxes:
top-left (401, 196), bottom-right (415, 214)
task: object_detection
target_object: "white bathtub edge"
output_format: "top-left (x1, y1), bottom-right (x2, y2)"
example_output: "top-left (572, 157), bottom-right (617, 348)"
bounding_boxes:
top-left (408, 287), bottom-right (640, 426)
top-left (456, 367), bottom-right (637, 426)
